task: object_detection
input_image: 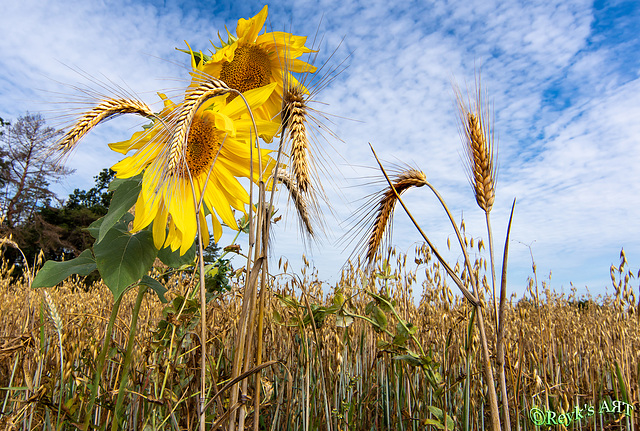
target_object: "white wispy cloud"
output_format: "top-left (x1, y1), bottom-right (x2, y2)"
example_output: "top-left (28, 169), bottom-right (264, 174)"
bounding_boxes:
top-left (1, 0), bottom-right (638, 296)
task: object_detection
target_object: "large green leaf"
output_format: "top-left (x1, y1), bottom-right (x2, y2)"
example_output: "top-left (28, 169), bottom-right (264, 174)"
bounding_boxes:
top-left (108, 174), bottom-right (141, 192)
top-left (87, 212), bottom-right (133, 240)
top-left (139, 275), bottom-right (168, 303)
top-left (157, 242), bottom-right (196, 268)
top-left (94, 223), bottom-right (157, 300)
top-left (32, 249), bottom-right (97, 288)
top-left (98, 176), bottom-right (142, 243)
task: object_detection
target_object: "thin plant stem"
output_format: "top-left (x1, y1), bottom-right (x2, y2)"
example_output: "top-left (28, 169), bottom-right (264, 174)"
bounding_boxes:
top-left (486, 211), bottom-right (499, 331)
top-left (112, 284), bottom-right (148, 431)
top-left (496, 198), bottom-right (516, 431)
top-left (83, 295), bottom-right (123, 430)
top-left (196, 210), bottom-right (207, 431)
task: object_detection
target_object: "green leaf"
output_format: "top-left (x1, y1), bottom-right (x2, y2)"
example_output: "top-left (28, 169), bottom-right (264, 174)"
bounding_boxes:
top-left (427, 406), bottom-right (455, 430)
top-left (94, 222), bottom-right (157, 300)
top-left (273, 309), bottom-right (283, 324)
top-left (422, 418), bottom-right (445, 430)
top-left (87, 212), bottom-right (133, 240)
top-left (396, 321), bottom-right (416, 344)
top-left (139, 275), bottom-right (168, 303)
top-left (275, 293), bottom-right (301, 309)
top-left (157, 242), bottom-right (196, 268)
top-left (87, 217), bottom-right (103, 240)
top-left (32, 249), bottom-right (97, 288)
top-left (393, 354), bottom-right (423, 367)
top-left (333, 291), bottom-right (345, 307)
top-left (372, 306), bottom-right (387, 331)
top-left (108, 174), bottom-right (141, 192)
top-left (615, 361), bottom-right (629, 403)
top-left (336, 311), bottom-right (354, 328)
top-left (98, 176), bottom-right (142, 243)
top-left (365, 300), bottom-right (376, 315)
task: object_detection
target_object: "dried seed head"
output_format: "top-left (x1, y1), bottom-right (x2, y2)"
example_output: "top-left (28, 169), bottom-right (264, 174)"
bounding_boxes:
top-left (278, 171), bottom-right (314, 237)
top-left (58, 97), bottom-right (155, 155)
top-left (455, 82), bottom-right (497, 213)
top-left (165, 77), bottom-right (231, 181)
top-left (365, 169), bottom-right (427, 265)
top-left (282, 86), bottom-right (311, 193)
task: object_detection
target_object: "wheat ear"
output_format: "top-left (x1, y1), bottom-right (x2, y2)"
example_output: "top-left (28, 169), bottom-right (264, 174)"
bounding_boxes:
top-left (282, 87), bottom-right (311, 193)
top-left (43, 289), bottom-right (65, 423)
top-left (457, 91), bottom-right (497, 213)
top-left (165, 77), bottom-right (230, 179)
top-left (278, 171), bottom-right (314, 237)
top-left (43, 290), bottom-right (63, 335)
top-left (58, 97), bottom-right (155, 154)
top-left (366, 169), bottom-right (427, 264)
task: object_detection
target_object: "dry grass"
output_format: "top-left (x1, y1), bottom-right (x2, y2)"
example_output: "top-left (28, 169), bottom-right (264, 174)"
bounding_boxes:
top-left (3, 246), bottom-right (637, 430)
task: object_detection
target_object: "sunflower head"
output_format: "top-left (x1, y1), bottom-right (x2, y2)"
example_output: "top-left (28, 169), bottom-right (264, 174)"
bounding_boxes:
top-left (187, 5), bottom-right (317, 121)
top-left (110, 84), bottom-right (279, 255)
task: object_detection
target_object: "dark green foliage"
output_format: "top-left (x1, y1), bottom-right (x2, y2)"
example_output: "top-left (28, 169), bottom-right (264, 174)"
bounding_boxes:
top-left (2, 169), bottom-right (114, 274)
top-left (66, 168), bottom-right (115, 211)
top-left (205, 258), bottom-right (232, 296)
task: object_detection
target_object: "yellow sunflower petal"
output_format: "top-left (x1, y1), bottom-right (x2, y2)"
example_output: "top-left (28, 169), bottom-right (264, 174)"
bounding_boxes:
top-left (255, 32), bottom-right (312, 51)
top-left (203, 183), bottom-right (238, 230)
top-left (220, 82), bottom-right (277, 119)
top-left (152, 203), bottom-right (169, 250)
top-left (210, 211), bottom-right (223, 243)
top-left (237, 5), bottom-right (268, 42)
top-left (198, 210), bottom-right (210, 250)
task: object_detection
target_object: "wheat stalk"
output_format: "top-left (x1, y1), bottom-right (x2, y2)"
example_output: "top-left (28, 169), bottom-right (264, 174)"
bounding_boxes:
top-left (164, 77), bottom-right (231, 180)
top-left (365, 169), bottom-right (427, 265)
top-left (282, 87), bottom-right (311, 193)
top-left (58, 97), bottom-right (155, 154)
top-left (277, 171), bottom-right (314, 237)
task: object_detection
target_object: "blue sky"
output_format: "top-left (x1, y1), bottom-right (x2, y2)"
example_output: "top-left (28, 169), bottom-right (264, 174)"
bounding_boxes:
top-left (1, 0), bottom-right (639, 298)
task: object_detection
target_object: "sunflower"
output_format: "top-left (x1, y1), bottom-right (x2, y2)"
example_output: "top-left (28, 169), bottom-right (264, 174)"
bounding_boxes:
top-left (109, 84), bottom-right (279, 255)
top-left (193, 5), bottom-right (317, 121)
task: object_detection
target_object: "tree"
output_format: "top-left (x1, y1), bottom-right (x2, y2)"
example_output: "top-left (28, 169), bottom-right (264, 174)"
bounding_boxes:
top-left (66, 168), bottom-right (115, 211)
top-left (0, 118), bottom-right (10, 188)
top-left (7, 169), bottom-right (114, 268)
top-left (0, 113), bottom-right (73, 228)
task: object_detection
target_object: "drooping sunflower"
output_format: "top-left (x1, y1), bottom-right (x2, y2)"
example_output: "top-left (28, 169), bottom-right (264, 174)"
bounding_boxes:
top-left (193, 5), bottom-right (317, 121)
top-left (109, 83), bottom-right (279, 255)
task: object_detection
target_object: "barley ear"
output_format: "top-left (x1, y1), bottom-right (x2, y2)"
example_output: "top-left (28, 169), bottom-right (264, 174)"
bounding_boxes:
top-left (58, 97), bottom-right (155, 155)
top-left (365, 169), bottom-right (427, 266)
top-left (164, 77), bottom-right (230, 181)
top-left (282, 87), bottom-right (311, 193)
top-left (456, 85), bottom-right (497, 213)
top-left (43, 290), bottom-right (63, 338)
top-left (278, 171), bottom-right (314, 237)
